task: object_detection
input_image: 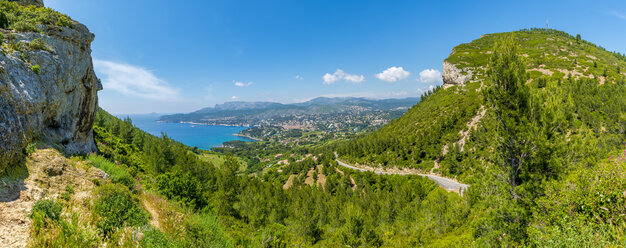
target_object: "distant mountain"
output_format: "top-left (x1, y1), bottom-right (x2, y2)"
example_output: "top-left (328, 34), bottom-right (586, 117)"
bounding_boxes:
top-left (193, 101), bottom-right (286, 114)
top-left (158, 97), bottom-right (419, 129)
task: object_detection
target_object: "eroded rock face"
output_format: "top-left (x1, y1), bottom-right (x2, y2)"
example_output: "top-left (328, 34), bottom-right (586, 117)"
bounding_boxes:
top-left (0, 22), bottom-right (101, 172)
top-left (442, 61), bottom-right (473, 87)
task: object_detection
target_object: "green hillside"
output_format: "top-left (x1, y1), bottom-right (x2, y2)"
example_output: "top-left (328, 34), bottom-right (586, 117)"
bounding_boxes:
top-left (338, 29), bottom-right (626, 179)
top-left (447, 29), bottom-right (626, 83)
top-left (334, 29), bottom-right (626, 246)
top-left (4, 22), bottom-right (625, 246)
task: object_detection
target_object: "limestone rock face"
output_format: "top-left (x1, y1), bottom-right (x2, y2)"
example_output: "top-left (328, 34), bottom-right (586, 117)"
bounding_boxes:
top-left (442, 61), bottom-right (473, 87)
top-left (0, 22), bottom-right (101, 171)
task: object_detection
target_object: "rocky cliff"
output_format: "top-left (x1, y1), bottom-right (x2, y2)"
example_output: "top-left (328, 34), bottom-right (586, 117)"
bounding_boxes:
top-left (442, 61), bottom-right (473, 87)
top-left (0, 2), bottom-right (101, 172)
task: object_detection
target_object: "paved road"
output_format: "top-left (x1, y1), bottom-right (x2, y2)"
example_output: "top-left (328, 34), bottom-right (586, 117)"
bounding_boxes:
top-left (334, 154), bottom-right (470, 195)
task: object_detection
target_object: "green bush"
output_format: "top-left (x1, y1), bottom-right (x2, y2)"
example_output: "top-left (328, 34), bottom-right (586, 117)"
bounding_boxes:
top-left (140, 227), bottom-right (176, 248)
top-left (60, 191), bottom-right (71, 201)
top-left (87, 154), bottom-right (135, 190)
top-left (11, 20), bottom-right (38, 32)
top-left (30, 64), bottom-right (40, 74)
top-left (0, 11), bottom-right (8, 29)
top-left (180, 213), bottom-right (232, 248)
top-left (28, 38), bottom-right (51, 51)
top-left (157, 171), bottom-right (205, 209)
top-left (0, 1), bottom-right (73, 32)
top-left (92, 183), bottom-right (148, 238)
top-left (56, 15), bottom-right (71, 27)
top-left (30, 199), bottom-right (63, 222)
top-left (65, 185), bottom-right (74, 194)
top-left (23, 142), bottom-right (36, 155)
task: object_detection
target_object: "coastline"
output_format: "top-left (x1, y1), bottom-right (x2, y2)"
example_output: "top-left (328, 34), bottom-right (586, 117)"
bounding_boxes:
top-left (156, 120), bottom-right (252, 127)
top-left (233, 133), bottom-right (262, 141)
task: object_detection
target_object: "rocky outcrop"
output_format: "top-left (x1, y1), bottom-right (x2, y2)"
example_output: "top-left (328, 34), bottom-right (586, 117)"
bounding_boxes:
top-left (0, 19), bottom-right (101, 171)
top-left (442, 61), bottom-right (473, 87)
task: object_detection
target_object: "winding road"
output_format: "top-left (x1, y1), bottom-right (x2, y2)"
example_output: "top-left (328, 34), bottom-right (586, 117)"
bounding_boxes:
top-left (334, 153), bottom-right (470, 195)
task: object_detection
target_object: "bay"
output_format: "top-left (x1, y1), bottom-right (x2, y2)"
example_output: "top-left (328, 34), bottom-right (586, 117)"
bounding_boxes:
top-left (121, 113), bottom-right (253, 150)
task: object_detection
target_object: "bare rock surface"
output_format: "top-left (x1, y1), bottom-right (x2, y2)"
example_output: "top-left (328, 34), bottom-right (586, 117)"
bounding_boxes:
top-left (442, 61), bottom-right (473, 87)
top-left (0, 16), bottom-right (101, 172)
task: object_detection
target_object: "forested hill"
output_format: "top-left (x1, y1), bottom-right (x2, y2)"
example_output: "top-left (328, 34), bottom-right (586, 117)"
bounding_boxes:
top-left (337, 29), bottom-right (626, 178)
top-left (334, 28), bottom-right (626, 245)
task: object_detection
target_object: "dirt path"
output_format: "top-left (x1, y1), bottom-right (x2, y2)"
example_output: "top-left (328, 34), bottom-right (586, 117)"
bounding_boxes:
top-left (0, 149), bottom-right (105, 247)
top-left (334, 153), bottom-right (469, 195)
top-left (456, 105), bottom-right (486, 151)
top-left (142, 194), bottom-right (161, 230)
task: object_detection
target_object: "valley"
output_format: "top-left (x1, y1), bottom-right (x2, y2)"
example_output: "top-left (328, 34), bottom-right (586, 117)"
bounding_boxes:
top-left (0, 1), bottom-right (625, 247)
top-left (159, 97), bottom-right (418, 141)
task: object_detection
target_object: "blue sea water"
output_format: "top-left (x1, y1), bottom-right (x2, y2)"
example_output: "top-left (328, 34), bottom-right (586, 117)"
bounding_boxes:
top-left (122, 113), bottom-right (253, 150)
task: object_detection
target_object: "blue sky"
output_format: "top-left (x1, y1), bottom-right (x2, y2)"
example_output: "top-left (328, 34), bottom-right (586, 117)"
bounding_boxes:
top-left (46, 0), bottom-right (626, 114)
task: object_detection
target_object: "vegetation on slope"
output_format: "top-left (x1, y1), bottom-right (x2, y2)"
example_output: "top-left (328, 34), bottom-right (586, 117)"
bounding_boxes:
top-left (19, 29), bottom-right (626, 247)
top-left (0, 1), bottom-right (72, 33)
top-left (94, 108), bottom-right (481, 247)
top-left (447, 29), bottom-right (626, 83)
top-left (338, 29), bottom-right (626, 176)
top-left (337, 29), bottom-right (625, 246)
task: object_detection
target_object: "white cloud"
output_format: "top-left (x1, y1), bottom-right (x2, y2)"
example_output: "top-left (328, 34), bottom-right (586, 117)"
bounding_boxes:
top-left (93, 59), bottom-right (180, 101)
top-left (612, 11), bottom-right (626, 20)
top-left (234, 81), bottom-right (253, 87)
top-left (231, 96), bottom-right (239, 99)
top-left (295, 75), bottom-right (303, 80)
top-left (418, 69), bottom-right (443, 84)
top-left (375, 66), bottom-right (410, 82)
top-left (323, 69), bottom-right (365, 84)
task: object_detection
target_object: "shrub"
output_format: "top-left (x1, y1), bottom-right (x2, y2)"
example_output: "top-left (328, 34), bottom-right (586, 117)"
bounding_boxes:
top-left (30, 64), bottom-right (40, 74)
top-left (65, 185), bottom-right (74, 194)
top-left (11, 20), bottom-right (38, 32)
top-left (87, 154), bottom-right (135, 190)
top-left (92, 183), bottom-right (148, 238)
top-left (0, 1), bottom-right (73, 32)
top-left (28, 38), bottom-right (51, 51)
top-left (56, 15), bottom-right (71, 27)
top-left (23, 142), bottom-right (36, 155)
top-left (30, 199), bottom-right (63, 222)
top-left (157, 171), bottom-right (206, 209)
top-left (140, 227), bottom-right (175, 248)
top-left (180, 213), bottom-right (232, 248)
top-left (0, 11), bottom-right (8, 29)
top-left (60, 191), bottom-right (71, 201)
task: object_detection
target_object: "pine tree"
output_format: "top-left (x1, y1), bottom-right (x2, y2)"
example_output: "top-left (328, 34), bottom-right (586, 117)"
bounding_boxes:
top-left (483, 36), bottom-right (531, 199)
